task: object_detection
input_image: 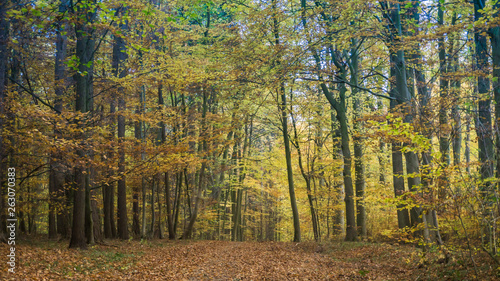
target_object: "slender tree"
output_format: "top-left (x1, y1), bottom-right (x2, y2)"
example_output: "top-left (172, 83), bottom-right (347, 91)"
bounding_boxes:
top-left (113, 8), bottom-right (129, 240)
top-left (272, 0), bottom-right (301, 242)
top-left (0, 0), bottom-right (9, 243)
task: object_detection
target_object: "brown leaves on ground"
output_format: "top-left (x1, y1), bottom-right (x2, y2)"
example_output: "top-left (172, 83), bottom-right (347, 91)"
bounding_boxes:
top-left (1, 239), bottom-right (495, 280)
top-left (128, 241), bottom-right (418, 280)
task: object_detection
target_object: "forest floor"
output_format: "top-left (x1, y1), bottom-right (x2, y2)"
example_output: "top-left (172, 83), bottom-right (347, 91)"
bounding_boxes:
top-left (0, 237), bottom-right (497, 280)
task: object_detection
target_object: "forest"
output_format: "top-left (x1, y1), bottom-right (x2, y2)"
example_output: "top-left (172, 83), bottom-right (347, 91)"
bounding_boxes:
top-left (0, 0), bottom-right (500, 279)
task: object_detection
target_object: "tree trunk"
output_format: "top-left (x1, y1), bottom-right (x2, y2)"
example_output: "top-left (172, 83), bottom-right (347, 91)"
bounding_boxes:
top-left (59, 175), bottom-right (72, 238)
top-left (150, 177), bottom-right (155, 237)
top-left (183, 163), bottom-right (206, 239)
top-left (408, 0), bottom-right (443, 244)
top-left (272, 0), bottom-right (301, 242)
top-left (104, 100), bottom-right (116, 239)
top-left (49, 0), bottom-right (71, 241)
top-left (437, 2), bottom-right (450, 199)
top-left (69, 5), bottom-right (96, 248)
top-left (474, 0), bottom-right (495, 252)
top-left (141, 177), bottom-right (147, 238)
top-left (165, 172), bottom-right (175, 239)
top-left (183, 89), bottom-right (209, 239)
top-left (0, 0), bottom-right (9, 244)
top-left (231, 139), bottom-right (241, 242)
top-left (449, 13), bottom-right (461, 167)
top-left (85, 171), bottom-right (94, 244)
top-left (474, 1), bottom-right (494, 181)
top-left (291, 106), bottom-right (320, 241)
top-left (112, 16), bottom-right (129, 240)
top-left (350, 42), bottom-right (366, 238)
top-left (337, 100), bottom-right (357, 242)
top-left (280, 87), bottom-right (301, 242)
top-left (489, 3), bottom-right (500, 189)
top-left (331, 112), bottom-right (345, 237)
top-left (91, 185), bottom-right (102, 243)
top-left (320, 81), bottom-right (358, 242)
top-left (133, 86), bottom-right (145, 237)
top-left (70, 166), bottom-right (87, 249)
top-left (383, 1), bottom-right (414, 230)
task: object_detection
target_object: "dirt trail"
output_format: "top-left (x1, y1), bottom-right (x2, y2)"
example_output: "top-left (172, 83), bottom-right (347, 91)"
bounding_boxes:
top-left (1, 240), bottom-right (418, 280)
top-left (127, 241), bottom-right (413, 280)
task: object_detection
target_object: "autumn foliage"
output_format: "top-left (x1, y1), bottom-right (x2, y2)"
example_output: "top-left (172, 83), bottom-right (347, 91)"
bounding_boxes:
top-left (1, 0), bottom-right (500, 279)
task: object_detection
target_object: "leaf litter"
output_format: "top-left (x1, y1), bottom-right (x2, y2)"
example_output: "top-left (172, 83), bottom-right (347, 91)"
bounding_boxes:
top-left (1, 239), bottom-right (493, 280)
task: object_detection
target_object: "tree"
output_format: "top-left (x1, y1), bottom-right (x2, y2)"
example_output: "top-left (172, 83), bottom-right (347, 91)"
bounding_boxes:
top-left (0, 0), bottom-right (9, 243)
top-left (350, 39), bottom-right (367, 238)
top-left (272, 0), bottom-right (301, 242)
top-left (437, 0), bottom-right (450, 200)
top-left (490, 1), bottom-right (500, 186)
top-left (69, 0), bottom-right (97, 249)
top-left (112, 6), bottom-right (129, 241)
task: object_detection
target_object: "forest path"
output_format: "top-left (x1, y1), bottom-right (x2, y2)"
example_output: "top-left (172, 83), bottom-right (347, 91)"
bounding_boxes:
top-left (1, 239), bottom-right (419, 280)
top-left (126, 240), bottom-right (415, 280)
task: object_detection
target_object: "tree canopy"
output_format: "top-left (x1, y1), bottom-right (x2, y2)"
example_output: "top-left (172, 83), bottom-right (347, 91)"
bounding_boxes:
top-left (1, 0), bottom-right (500, 278)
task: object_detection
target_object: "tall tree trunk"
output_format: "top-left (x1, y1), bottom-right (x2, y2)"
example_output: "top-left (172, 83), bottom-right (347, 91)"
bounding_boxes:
top-left (409, 0), bottom-right (442, 244)
top-left (49, 0), bottom-right (70, 241)
top-left (90, 169), bottom-right (102, 243)
top-left (104, 100), bottom-right (116, 239)
top-left (350, 41), bottom-right (366, 238)
top-left (489, 2), bottom-right (500, 191)
top-left (382, 1), bottom-right (414, 230)
top-left (231, 138), bottom-right (241, 242)
top-left (304, 1), bottom-right (356, 241)
top-left (291, 103), bottom-right (320, 241)
top-left (320, 82), bottom-right (357, 242)
top-left (437, 2), bottom-right (450, 199)
top-left (69, 3), bottom-right (96, 248)
top-left (272, 0), bottom-right (301, 242)
top-left (279, 86), bottom-right (301, 242)
top-left (474, 0), bottom-right (495, 252)
top-left (150, 177), bottom-right (156, 237)
top-left (157, 85), bottom-right (175, 239)
top-left (182, 89), bottom-right (209, 239)
top-left (474, 0), bottom-right (494, 181)
top-left (183, 163), bottom-right (206, 239)
top-left (165, 172), bottom-right (175, 239)
top-left (173, 172), bottom-right (182, 235)
top-left (141, 177), bottom-right (147, 238)
top-left (132, 86), bottom-right (145, 237)
top-left (331, 112), bottom-right (345, 237)
top-left (112, 15), bottom-right (129, 240)
top-left (0, 0), bottom-right (9, 243)
top-left (85, 171), bottom-right (94, 244)
top-left (337, 97), bottom-right (357, 242)
top-left (449, 13), bottom-right (461, 167)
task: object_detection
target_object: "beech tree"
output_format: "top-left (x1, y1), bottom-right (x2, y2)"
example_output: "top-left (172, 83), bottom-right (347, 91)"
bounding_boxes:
top-left (2, 1), bottom-right (500, 270)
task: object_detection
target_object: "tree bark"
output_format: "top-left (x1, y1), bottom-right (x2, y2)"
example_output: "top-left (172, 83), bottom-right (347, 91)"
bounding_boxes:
top-left (382, 1), bottom-right (415, 230)
top-left (474, 0), bottom-right (494, 182)
top-left (331, 112), bottom-right (345, 237)
top-left (350, 42), bottom-right (366, 238)
top-left (132, 86), bottom-right (145, 237)
top-left (320, 82), bottom-right (357, 242)
top-left (272, 0), bottom-right (301, 242)
top-left (69, 3), bottom-right (96, 248)
top-left (489, 2), bottom-right (500, 190)
top-left (182, 89), bottom-right (209, 239)
top-left (0, 0), bottom-right (9, 243)
top-left (437, 2), bottom-right (450, 199)
top-left (112, 15), bottom-right (129, 240)
top-left (104, 101), bottom-right (116, 239)
top-left (474, 0), bottom-right (495, 253)
top-left (449, 13), bottom-right (461, 167)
